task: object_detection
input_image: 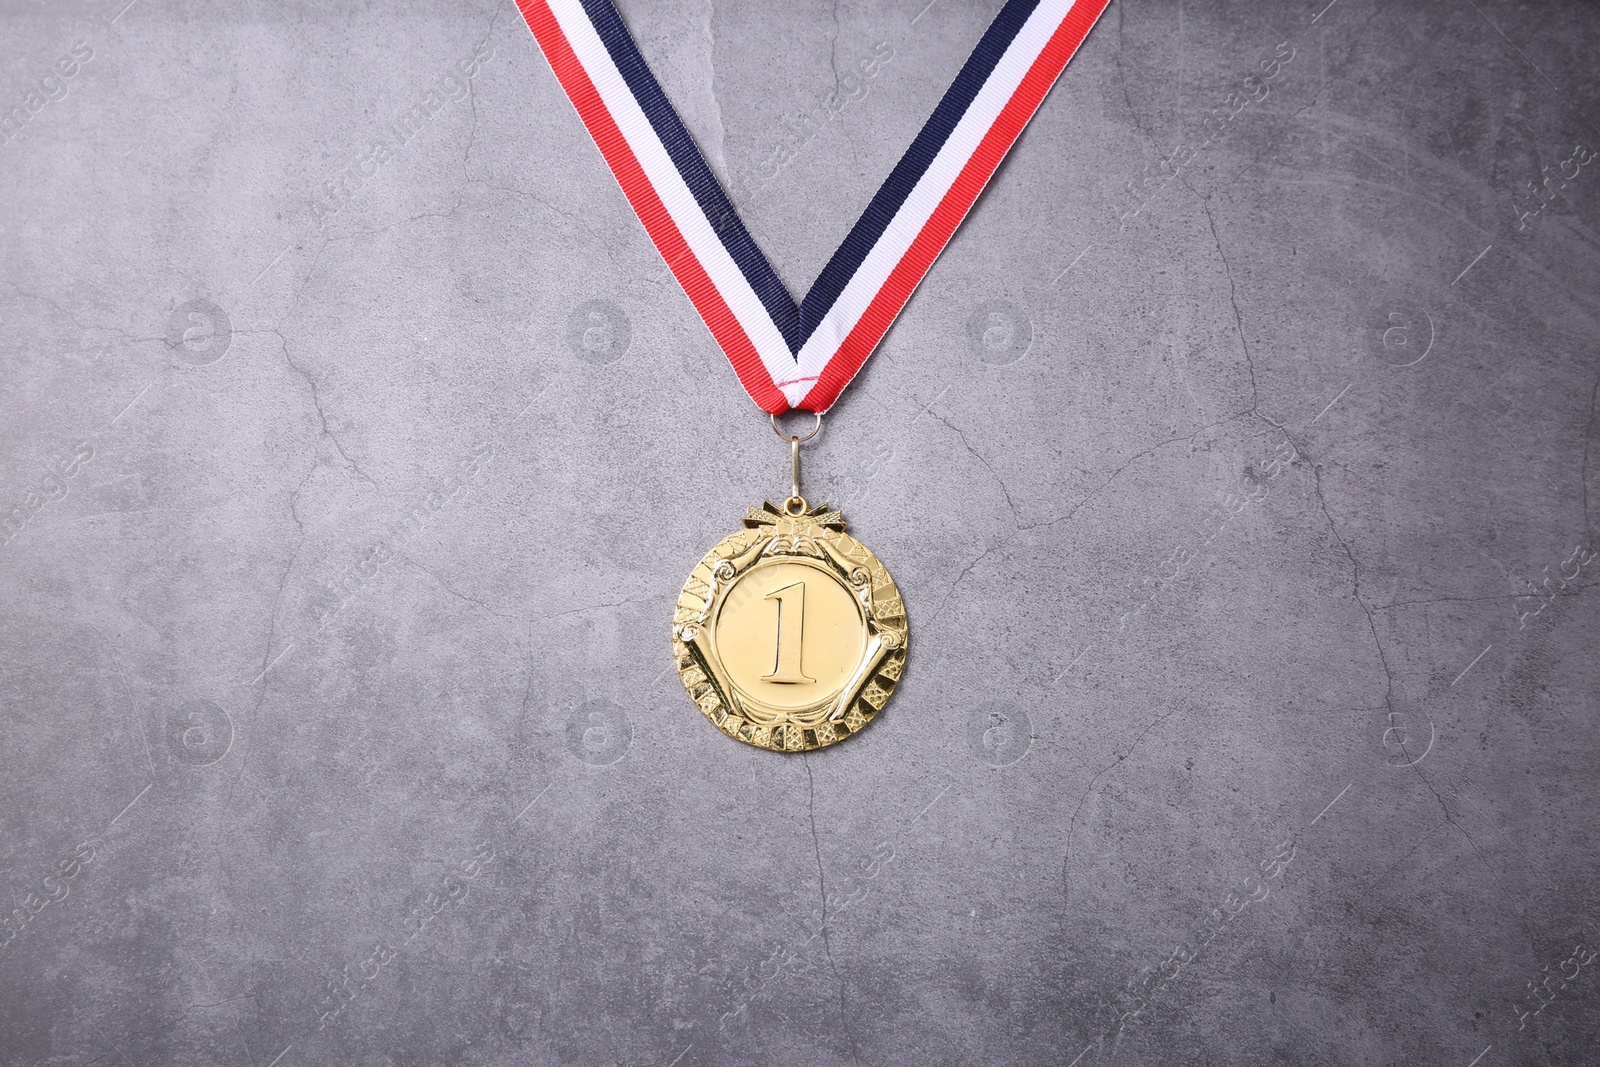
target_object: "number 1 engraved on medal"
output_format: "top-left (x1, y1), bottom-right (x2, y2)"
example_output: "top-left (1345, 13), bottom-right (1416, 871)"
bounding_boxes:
top-left (762, 580), bottom-right (815, 683)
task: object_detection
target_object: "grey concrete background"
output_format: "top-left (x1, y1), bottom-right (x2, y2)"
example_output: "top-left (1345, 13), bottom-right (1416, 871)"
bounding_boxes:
top-left (1, 0), bottom-right (1597, 1063)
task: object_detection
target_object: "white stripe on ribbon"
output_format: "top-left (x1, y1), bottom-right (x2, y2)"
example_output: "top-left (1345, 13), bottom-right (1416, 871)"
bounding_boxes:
top-left (791, 0), bottom-right (1075, 401)
top-left (546, 0), bottom-right (804, 401)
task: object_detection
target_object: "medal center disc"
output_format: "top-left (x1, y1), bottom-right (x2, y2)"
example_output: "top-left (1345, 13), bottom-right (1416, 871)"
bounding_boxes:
top-left (711, 559), bottom-right (867, 711)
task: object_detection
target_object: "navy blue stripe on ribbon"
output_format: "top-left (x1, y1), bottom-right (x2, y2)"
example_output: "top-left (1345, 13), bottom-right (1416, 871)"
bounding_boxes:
top-left (798, 0), bottom-right (1041, 337)
top-left (579, 0), bottom-right (1041, 353)
top-left (579, 0), bottom-right (804, 349)
top-left (582, 0), bottom-right (800, 348)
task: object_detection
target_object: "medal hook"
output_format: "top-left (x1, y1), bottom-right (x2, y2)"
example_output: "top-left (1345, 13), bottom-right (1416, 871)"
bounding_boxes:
top-left (770, 413), bottom-right (822, 514)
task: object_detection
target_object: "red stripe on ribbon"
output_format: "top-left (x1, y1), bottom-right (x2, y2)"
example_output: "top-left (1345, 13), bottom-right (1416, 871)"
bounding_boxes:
top-left (801, 0), bottom-right (1110, 412)
top-left (517, 0), bottom-right (789, 412)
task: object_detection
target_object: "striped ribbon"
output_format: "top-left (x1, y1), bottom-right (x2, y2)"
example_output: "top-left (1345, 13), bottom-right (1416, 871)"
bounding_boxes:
top-left (515, 0), bottom-right (1110, 413)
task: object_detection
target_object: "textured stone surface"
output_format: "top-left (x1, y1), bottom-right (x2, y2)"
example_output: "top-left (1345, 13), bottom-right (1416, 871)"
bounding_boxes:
top-left (2, 0), bottom-right (1598, 1064)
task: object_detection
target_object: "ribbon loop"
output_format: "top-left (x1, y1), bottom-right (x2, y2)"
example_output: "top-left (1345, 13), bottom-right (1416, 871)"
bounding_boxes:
top-left (516, 0), bottom-right (1110, 413)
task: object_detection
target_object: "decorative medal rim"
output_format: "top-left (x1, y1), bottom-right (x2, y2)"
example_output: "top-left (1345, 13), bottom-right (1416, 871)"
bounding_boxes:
top-left (671, 501), bottom-right (907, 753)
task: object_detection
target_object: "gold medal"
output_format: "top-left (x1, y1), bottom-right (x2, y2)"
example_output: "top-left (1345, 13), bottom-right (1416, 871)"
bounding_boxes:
top-left (671, 418), bottom-right (907, 752)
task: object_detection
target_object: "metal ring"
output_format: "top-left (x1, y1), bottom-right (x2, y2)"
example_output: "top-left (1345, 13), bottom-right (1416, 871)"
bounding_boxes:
top-left (770, 411), bottom-right (823, 443)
